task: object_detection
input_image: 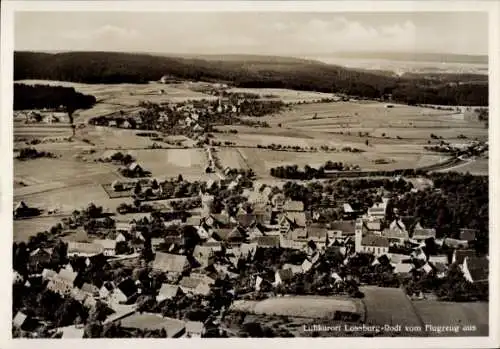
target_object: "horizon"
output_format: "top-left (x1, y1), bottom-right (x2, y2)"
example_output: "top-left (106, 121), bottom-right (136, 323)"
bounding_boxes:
top-left (15, 12), bottom-right (488, 56)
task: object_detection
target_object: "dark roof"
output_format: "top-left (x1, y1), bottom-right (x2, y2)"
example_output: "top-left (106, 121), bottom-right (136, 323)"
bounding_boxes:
top-left (307, 224), bottom-right (328, 239)
top-left (116, 278), bottom-right (138, 298)
top-left (210, 214), bottom-right (231, 226)
top-left (460, 228), bottom-right (478, 241)
top-left (254, 235), bottom-right (280, 248)
top-left (454, 249), bottom-right (476, 265)
top-left (465, 257), bottom-right (489, 282)
top-left (236, 214), bottom-right (257, 228)
top-left (329, 220), bottom-right (356, 235)
top-left (361, 235), bottom-right (390, 248)
top-left (400, 216), bottom-right (418, 232)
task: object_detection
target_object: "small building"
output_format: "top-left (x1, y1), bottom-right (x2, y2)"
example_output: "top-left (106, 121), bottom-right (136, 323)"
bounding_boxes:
top-left (94, 239), bottom-right (117, 257)
top-left (461, 256), bottom-right (488, 284)
top-left (152, 252), bottom-right (190, 274)
top-left (185, 321), bottom-right (205, 338)
top-left (283, 200), bottom-right (304, 212)
top-left (156, 284), bottom-right (183, 303)
top-left (367, 199), bottom-right (389, 219)
top-left (28, 248), bottom-right (52, 268)
top-left (271, 193), bottom-right (286, 211)
top-left (179, 276), bottom-right (211, 296)
top-left (67, 241), bottom-right (104, 257)
top-left (452, 249), bottom-right (476, 265)
top-left (253, 235), bottom-right (280, 249)
top-left (109, 278), bottom-right (138, 305)
top-left (459, 228), bottom-right (478, 242)
top-left (359, 235), bottom-right (390, 256)
top-left (47, 269), bottom-right (79, 296)
top-left (193, 245), bottom-right (215, 268)
top-left (273, 268), bottom-right (294, 286)
top-left (412, 222), bottom-right (436, 241)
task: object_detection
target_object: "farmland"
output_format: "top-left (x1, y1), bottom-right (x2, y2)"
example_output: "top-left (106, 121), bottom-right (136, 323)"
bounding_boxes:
top-left (12, 79), bottom-right (488, 242)
top-left (230, 296), bottom-right (364, 319)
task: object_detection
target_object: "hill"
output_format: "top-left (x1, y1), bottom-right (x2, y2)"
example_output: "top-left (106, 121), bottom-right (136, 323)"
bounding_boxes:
top-left (14, 51), bottom-right (488, 106)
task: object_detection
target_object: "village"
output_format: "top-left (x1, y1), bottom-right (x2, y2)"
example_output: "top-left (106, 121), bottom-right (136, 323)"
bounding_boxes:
top-left (12, 166), bottom-right (489, 338)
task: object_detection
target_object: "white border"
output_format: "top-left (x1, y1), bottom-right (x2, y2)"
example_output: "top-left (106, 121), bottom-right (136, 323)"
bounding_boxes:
top-left (1, 1), bottom-right (499, 349)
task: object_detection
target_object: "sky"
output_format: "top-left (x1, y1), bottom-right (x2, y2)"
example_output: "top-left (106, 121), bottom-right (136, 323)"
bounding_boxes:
top-left (15, 11), bottom-right (488, 56)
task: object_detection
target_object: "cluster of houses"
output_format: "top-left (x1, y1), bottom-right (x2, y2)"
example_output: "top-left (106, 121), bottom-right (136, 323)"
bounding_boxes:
top-left (13, 178), bottom-right (489, 337)
top-left (15, 110), bottom-right (68, 124)
top-left (89, 95), bottom-right (244, 133)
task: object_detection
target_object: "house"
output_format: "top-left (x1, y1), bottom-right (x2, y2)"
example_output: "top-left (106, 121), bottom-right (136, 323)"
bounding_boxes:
top-left (444, 238), bottom-right (468, 249)
top-left (153, 252), bottom-right (190, 274)
top-left (381, 229), bottom-right (409, 245)
top-left (428, 255), bottom-right (449, 265)
top-left (359, 235), bottom-right (390, 256)
top-left (248, 225), bottom-right (264, 240)
top-left (119, 313), bottom-right (186, 338)
top-left (156, 284), bottom-right (182, 303)
top-left (367, 198), bottom-right (389, 219)
top-left (47, 269), bottom-right (79, 296)
top-left (81, 282), bottom-right (100, 297)
top-left (392, 263), bottom-right (414, 275)
top-left (328, 220), bottom-right (356, 238)
top-left (412, 223), bottom-right (436, 241)
top-left (306, 224), bottom-right (329, 248)
top-left (179, 276), bottom-right (211, 296)
top-left (419, 262), bottom-right (433, 274)
top-left (389, 219), bottom-right (407, 233)
top-left (99, 281), bottom-right (115, 299)
top-left (240, 243), bottom-right (258, 259)
top-left (432, 262), bottom-right (448, 279)
top-left (283, 200), bottom-right (304, 212)
top-left (13, 271), bottom-right (24, 284)
top-left (67, 241), bottom-right (104, 257)
top-left (151, 238), bottom-right (165, 252)
top-left (279, 212), bottom-right (307, 234)
top-left (461, 256), bottom-right (488, 284)
top-left (274, 268), bottom-right (294, 286)
top-left (235, 213), bottom-right (258, 229)
top-left (193, 245), bottom-right (215, 268)
top-left (459, 228), bottom-right (478, 242)
top-left (116, 222), bottom-right (135, 234)
top-left (13, 311), bottom-right (31, 330)
top-left (109, 278), bottom-right (138, 305)
top-left (185, 321), bottom-right (205, 338)
top-left (282, 263), bottom-right (303, 275)
top-left (127, 162), bottom-right (144, 175)
top-left (253, 235), bottom-right (280, 249)
top-left (271, 193), bottom-right (286, 211)
top-left (452, 249), bottom-right (476, 265)
top-left (301, 259), bottom-right (313, 273)
top-left (29, 248), bottom-right (52, 268)
top-left (94, 239), bottom-right (117, 256)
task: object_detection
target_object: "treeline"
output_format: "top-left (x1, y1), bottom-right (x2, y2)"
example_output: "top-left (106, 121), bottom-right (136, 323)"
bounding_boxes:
top-left (15, 52), bottom-right (488, 106)
top-left (14, 83), bottom-right (97, 111)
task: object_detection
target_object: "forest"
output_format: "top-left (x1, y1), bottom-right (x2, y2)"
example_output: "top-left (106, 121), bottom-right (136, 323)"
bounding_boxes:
top-left (14, 51), bottom-right (488, 106)
top-left (14, 83), bottom-right (97, 111)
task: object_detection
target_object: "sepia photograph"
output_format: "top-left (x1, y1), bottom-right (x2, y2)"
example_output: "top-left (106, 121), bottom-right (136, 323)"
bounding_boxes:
top-left (1, 1), bottom-right (498, 347)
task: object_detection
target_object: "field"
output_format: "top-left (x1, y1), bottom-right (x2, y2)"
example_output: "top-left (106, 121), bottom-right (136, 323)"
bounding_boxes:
top-left (16, 79), bottom-right (218, 124)
top-left (214, 147), bottom-right (450, 178)
top-left (360, 286), bottom-right (423, 328)
top-left (230, 296), bottom-right (363, 319)
top-left (438, 157), bottom-right (489, 175)
top-left (412, 301), bottom-right (488, 336)
top-left (123, 148), bottom-right (216, 181)
top-left (227, 87), bottom-right (339, 104)
top-left (14, 216), bottom-right (69, 242)
top-left (212, 100), bottom-right (487, 177)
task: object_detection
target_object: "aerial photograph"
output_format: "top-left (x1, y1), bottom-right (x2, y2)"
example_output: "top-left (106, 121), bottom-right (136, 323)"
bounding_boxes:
top-left (11, 10), bottom-right (489, 339)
